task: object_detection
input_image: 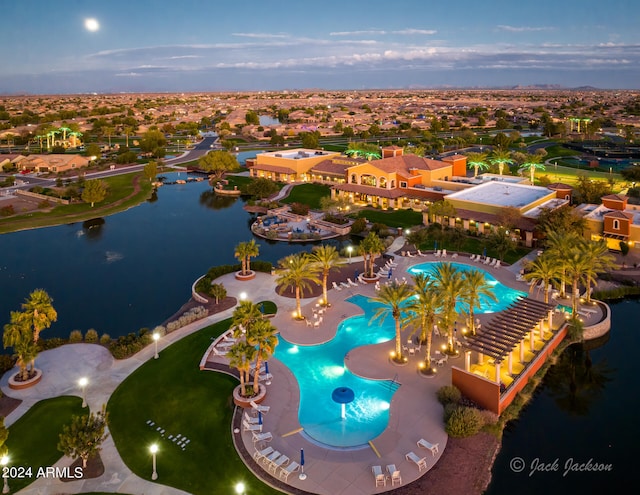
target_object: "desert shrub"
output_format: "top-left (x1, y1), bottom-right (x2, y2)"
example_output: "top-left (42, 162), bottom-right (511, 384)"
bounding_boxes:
top-left (37, 337), bottom-right (67, 351)
top-left (290, 202), bottom-right (309, 216)
top-left (437, 385), bottom-right (462, 406)
top-left (620, 240), bottom-right (629, 256)
top-left (479, 409), bottom-right (499, 426)
top-left (445, 406), bottom-right (484, 438)
top-left (0, 205), bottom-right (15, 216)
top-left (266, 230), bottom-right (278, 240)
top-left (100, 333), bottom-right (111, 345)
top-left (350, 217), bottom-right (367, 234)
top-left (323, 213), bottom-right (349, 225)
top-left (443, 402), bottom-right (459, 423)
top-left (84, 328), bottom-right (99, 343)
top-left (0, 355), bottom-right (17, 375)
top-left (69, 330), bottom-right (83, 343)
top-left (152, 325), bottom-right (166, 337)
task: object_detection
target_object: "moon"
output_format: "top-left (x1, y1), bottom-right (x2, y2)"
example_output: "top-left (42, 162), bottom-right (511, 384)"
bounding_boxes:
top-left (84, 18), bottom-right (100, 32)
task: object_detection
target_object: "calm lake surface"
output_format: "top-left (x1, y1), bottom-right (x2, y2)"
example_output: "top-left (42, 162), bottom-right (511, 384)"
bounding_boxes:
top-left (0, 175), bottom-right (632, 491)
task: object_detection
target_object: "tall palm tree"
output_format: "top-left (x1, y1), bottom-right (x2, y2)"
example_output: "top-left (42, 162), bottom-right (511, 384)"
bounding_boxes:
top-left (460, 269), bottom-right (497, 335)
top-left (565, 246), bottom-right (591, 315)
top-left (234, 239), bottom-right (260, 276)
top-left (580, 239), bottom-right (616, 304)
top-left (489, 149), bottom-right (514, 176)
top-left (3, 312), bottom-right (36, 381)
top-left (246, 318), bottom-right (278, 393)
top-left (19, 289), bottom-right (57, 343)
top-left (432, 262), bottom-right (465, 354)
top-left (370, 281), bottom-right (414, 361)
top-left (123, 126), bottom-right (134, 148)
top-left (359, 232), bottom-right (385, 278)
top-left (521, 153), bottom-right (546, 184)
top-left (231, 300), bottom-right (262, 337)
top-left (275, 253), bottom-right (321, 319)
top-left (406, 274), bottom-right (440, 367)
top-left (465, 151), bottom-right (489, 177)
top-left (310, 244), bottom-right (345, 307)
top-left (227, 341), bottom-right (256, 397)
top-left (524, 255), bottom-right (562, 304)
top-left (545, 230), bottom-right (580, 299)
top-left (13, 337), bottom-right (38, 381)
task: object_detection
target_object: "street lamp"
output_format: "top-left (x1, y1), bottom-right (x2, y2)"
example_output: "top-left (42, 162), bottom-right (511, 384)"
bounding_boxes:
top-left (1, 455), bottom-right (9, 494)
top-left (153, 332), bottom-right (160, 360)
top-left (150, 444), bottom-right (158, 480)
top-left (239, 292), bottom-right (247, 301)
top-left (78, 377), bottom-right (88, 408)
top-left (235, 482), bottom-right (246, 494)
top-left (347, 246), bottom-right (353, 264)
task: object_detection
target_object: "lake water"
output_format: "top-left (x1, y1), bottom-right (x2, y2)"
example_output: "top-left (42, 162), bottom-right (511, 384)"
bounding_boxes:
top-left (0, 174), bottom-right (632, 491)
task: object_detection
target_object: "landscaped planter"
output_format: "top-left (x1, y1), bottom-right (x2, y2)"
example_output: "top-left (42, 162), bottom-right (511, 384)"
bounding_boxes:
top-left (232, 383), bottom-right (266, 408)
top-left (235, 270), bottom-right (256, 281)
top-left (8, 368), bottom-right (43, 390)
top-left (361, 274), bottom-right (380, 284)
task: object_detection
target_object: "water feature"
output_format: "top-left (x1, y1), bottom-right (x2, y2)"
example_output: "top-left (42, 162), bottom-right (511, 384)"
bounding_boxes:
top-left (407, 262), bottom-right (527, 313)
top-left (273, 294), bottom-right (399, 448)
top-left (258, 115), bottom-right (281, 127)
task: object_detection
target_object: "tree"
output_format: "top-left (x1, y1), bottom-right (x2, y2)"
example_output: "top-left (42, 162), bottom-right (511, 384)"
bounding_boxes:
top-left (210, 283), bottom-right (227, 304)
top-left (524, 255), bottom-right (562, 304)
top-left (460, 269), bottom-right (497, 335)
top-left (198, 151), bottom-right (240, 180)
top-left (57, 406), bottom-right (109, 468)
top-left (227, 341), bottom-right (256, 397)
top-left (275, 253), bottom-right (320, 319)
top-left (82, 179), bottom-right (108, 207)
top-left (19, 289), bottom-right (57, 343)
top-left (234, 239), bottom-right (260, 276)
top-left (246, 318), bottom-right (278, 393)
top-left (244, 178), bottom-right (279, 198)
top-left (3, 311), bottom-right (36, 381)
top-left (486, 227), bottom-right (517, 261)
top-left (536, 204), bottom-right (586, 236)
top-left (427, 200), bottom-right (457, 230)
top-left (245, 111), bottom-right (259, 125)
top-left (139, 129), bottom-right (167, 153)
top-left (143, 160), bottom-right (158, 182)
top-left (432, 263), bottom-right (465, 354)
top-left (489, 149), bottom-right (514, 176)
top-left (521, 153), bottom-right (545, 184)
top-left (0, 417), bottom-right (8, 458)
top-left (370, 281), bottom-right (414, 361)
top-left (580, 239), bottom-right (616, 304)
top-left (300, 131), bottom-right (320, 149)
top-left (84, 143), bottom-right (101, 158)
top-left (359, 232), bottom-right (386, 278)
top-left (309, 245), bottom-right (344, 307)
top-left (465, 151), bottom-right (489, 177)
top-left (544, 230), bottom-right (580, 299)
top-left (573, 175), bottom-right (611, 204)
top-left (406, 274), bottom-right (440, 368)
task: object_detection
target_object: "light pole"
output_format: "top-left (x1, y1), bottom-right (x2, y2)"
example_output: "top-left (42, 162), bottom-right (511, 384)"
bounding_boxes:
top-left (150, 444), bottom-right (158, 480)
top-left (347, 246), bottom-right (353, 264)
top-left (1, 455), bottom-right (9, 494)
top-left (153, 332), bottom-right (160, 359)
top-left (78, 377), bottom-right (88, 408)
top-left (235, 482), bottom-right (246, 495)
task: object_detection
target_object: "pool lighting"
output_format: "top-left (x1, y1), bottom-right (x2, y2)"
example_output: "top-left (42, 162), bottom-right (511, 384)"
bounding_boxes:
top-left (322, 365), bottom-right (346, 378)
top-left (287, 345), bottom-right (299, 354)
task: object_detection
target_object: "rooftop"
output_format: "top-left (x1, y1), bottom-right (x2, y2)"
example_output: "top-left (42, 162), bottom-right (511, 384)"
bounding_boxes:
top-left (446, 181), bottom-right (554, 208)
top-left (258, 148), bottom-right (338, 161)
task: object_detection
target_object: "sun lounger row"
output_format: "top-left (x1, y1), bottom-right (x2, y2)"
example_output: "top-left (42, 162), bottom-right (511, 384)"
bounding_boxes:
top-left (371, 438), bottom-right (439, 486)
top-left (254, 446), bottom-right (301, 481)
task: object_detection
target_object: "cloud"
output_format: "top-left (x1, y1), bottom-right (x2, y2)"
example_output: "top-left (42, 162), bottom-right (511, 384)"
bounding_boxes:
top-left (231, 32), bottom-right (290, 39)
top-left (496, 25), bottom-right (554, 33)
top-left (330, 28), bottom-right (436, 36)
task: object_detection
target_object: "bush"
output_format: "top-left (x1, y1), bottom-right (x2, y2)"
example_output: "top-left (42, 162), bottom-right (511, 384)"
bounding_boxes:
top-left (443, 402), bottom-right (459, 423)
top-left (478, 409), bottom-right (499, 426)
top-left (37, 337), bottom-right (67, 351)
top-left (0, 355), bottom-right (17, 376)
top-left (69, 330), bottom-right (83, 343)
top-left (350, 217), bottom-right (367, 234)
top-left (100, 333), bottom-right (111, 345)
top-left (437, 385), bottom-right (462, 406)
top-left (290, 202), bottom-right (309, 216)
top-left (620, 240), bottom-right (629, 256)
top-left (445, 406), bottom-right (484, 438)
top-left (0, 205), bottom-right (15, 217)
top-left (152, 325), bottom-right (166, 337)
top-left (85, 328), bottom-right (99, 343)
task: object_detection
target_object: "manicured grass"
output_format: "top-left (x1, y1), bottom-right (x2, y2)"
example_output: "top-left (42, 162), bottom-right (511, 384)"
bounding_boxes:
top-left (6, 396), bottom-right (84, 492)
top-left (354, 208), bottom-right (423, 228)
top-left (107, 318), bottom-right (282, 495)
top-left (280, 183), bottom-right (331, 209)
top-left (413, 234), bottom-right (531, 265)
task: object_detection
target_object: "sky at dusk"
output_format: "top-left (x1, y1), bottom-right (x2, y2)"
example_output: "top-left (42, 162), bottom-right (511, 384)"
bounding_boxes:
top-left (2, 0), bottom-right (640, 94)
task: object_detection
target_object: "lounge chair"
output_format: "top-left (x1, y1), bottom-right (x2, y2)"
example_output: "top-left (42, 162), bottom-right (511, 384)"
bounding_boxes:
top-left (347, 278), bottom-right (359, 287)
top-left (252, 431), bottom-right (272, 443)
top-left (441, 249), bottom-right (447, 258)
top-left (469, 254), bottom-right (477, 261)
top-left (268, 454), bottom-right (290, 474)
top-left (406, 251), bottom-right (415, 257)
top-left (258, 373), bottom-right (273, 382)
top-left (405, 451), bottom-right (427, 472)
top-left (340, 281), bottom-right (350, 289)
top-left (251, 401), bottom-right (270, 413)
top-left (386, 464), bottom-right (402, 486)
top-left (243, 420), bottom-right (262, 432)
top-left (372, 465), bottom-right (386, 486)
top-left (332, 281), bottom-right (343, 292)
top-left (262, 450), bottom-right (282, 466)
top-left (436, 354), bottom-right (448, 366)
top-left (483, 257), bottom-right (491, 265)
top-left (279, 461), bottom-right (300, 481)
top-left (358, 275), bottom-right (368, 285)
top-left (377, 269), bottom-right (389, 277)
top-left (451, 252), bottom-right (458, 259)
top-left (306, 319), bottom-right (313, 327)
top-left (434, 250), bottom-right (441, 257)
top-left (212, 347), bottom-right (228, 357)
top-left (489, 258), bottom-right (497, 266)
top-left (417, 249), bottom-right (427, 257)
top-left (253, 445), bottom-right (274, 462)
top-left (417, 438), bottom-right (439, 456)
top-left (244, 411), bottom-right (260, 424)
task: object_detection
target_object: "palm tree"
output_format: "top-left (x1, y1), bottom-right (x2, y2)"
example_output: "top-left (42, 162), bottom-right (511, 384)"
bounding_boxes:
top-left (565, 246), bottom-right (591, 315)
top-left (59, 126), bottom-right (71, 141)
top-left (460, 269), bottom-right (497, 335)
top-left (310, 244), bottom-right (345, 307)
top-left (227, 341), bottom-right (256, 397)
top-left (19, 289), bottom-right (57, 343)
top-left (3, 312), bottom-right (36, 381)
top-left (432, 263), bottom-right (465, 354)
top-left (370, 281), bottom-right (414, 361)
top-left (489, 149), bottom-right (514, 176)
top-left (406, 274), bottom-right (440, 367)
top-left (246, 318), bottom-right (278, 394)
top-left (359, 232), bottom-right (386, 278)
top-left (581, 239), bottom-right (616, 304)
top-left (13, 337), bottom-right (38, 381)
top-left (524, 255), bottom-right (562, 304)
top-left (231, 300), bottom-right (262, 336)
top-left (465, 151), bottom-right (489, 177)
top-left (545, 230), bottom-right (580, 299)
top-left (521, 153), bottom-right (546, 184)
top-left (234, 239), bottom-right (260, 276)
top-left (275, 253), bottom-right (321, 319)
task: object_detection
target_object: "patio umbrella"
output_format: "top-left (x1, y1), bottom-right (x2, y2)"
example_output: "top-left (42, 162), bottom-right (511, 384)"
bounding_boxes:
top-left (388, 271), bottom-right (392, 280)
top-left (299, 448), bottom-right (307, 480)
top-left (264, 361), bottom-right (269, 375)
top-left (483, 247), bottom-right (487, 258)
top-left (434, 240), bottom-right (438, 250)
top-left (355, 269), bottom-right (359, 278)
top-left (258, 411), bottom-right (263, 425)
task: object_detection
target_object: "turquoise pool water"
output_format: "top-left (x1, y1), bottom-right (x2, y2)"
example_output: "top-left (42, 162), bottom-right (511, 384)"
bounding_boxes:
top-left (407, 262), bottom-right (527, 313)
top-left (273, 294), bottom-right (400, 448)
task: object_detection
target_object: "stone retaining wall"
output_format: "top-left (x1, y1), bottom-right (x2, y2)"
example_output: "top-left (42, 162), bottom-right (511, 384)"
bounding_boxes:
top-left (16, 189), bottom-right (70, 204)
top-left (583, 300), bottom-right (611, 341)
top-left (191, 275), bottom-right (209, 304)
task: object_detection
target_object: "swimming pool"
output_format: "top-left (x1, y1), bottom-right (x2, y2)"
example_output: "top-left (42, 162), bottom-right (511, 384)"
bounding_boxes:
top-left (407, 261), bottom-right (527, 313)
top-left (273, 294), bottom-right (400, 448)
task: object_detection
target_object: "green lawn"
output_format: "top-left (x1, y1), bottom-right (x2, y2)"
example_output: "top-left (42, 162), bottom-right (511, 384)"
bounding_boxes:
top-left (280, 183), bottom-right (331, 209)
top-left (107, 318), bottom-right (282, 495)
top-left (354, 208), bottom-right (423, 228)
top-left (6, 396), bottom-right (84, 492)
top-left (413, 234), bottom-right (531, 265)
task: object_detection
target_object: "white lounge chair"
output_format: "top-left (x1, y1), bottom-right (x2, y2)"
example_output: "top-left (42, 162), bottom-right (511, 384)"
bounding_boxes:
top-left (243, 420), bottom-right (262, 432)
top-left (251, 401), bottom-right (270, 413)
top-left (332, 281), bottom-right (343, 291)
top-left (253, 445), bottom-right (274, 461)
top-left (347, 278), bottom-right (359, 287)
top-left (305, 319), bottom-right (313, 327)
top-left (244, 411), bottom-right (260, 424)
top-left (358, 275), bottom-right (368, 285)
top-left (434, 250), bottom-right (441, 257)
top-left (405, 451), bottom-right (427, 472)
top-left (268, 454), bottom-right (290, 474)
top-left (406, 251), bottom-right (415, 257)
top-left (437, 354), bottom-right (448, 366)
top-left (417, 249), bottom-right (427, 257)
top-left (469, 254), bottom-right (477, 261)
top-left (417, 438), bottom-right (439, 456)
top-left (372, 465), bottom-right (386, 486)
top-left (258, 373), bottom-right (273, 382)
top-left (212, 347), bottom-right (228, 356)
top-left (340, 281), bottom-right (350, 289)
top-left (483, 257), bottom-right (491, 265)
top-left (377, 269), bottom-right (389, 277)
top-left (441, 249), bottom-right (447, 258)
top-left (451, 252), bottom-right (458, 259)
top-left (386, 464), bottom-right (402, 486)
top-left (279, 461), bottom-right (300, 481)
top-left (263, 450), bottom-right (282, 466)
top-left (495, 260), bottom-right (501, 268)
top-left (489, 258), bottom-right (497, 266)
top-left (252, 431), bottom-right (272, 443)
